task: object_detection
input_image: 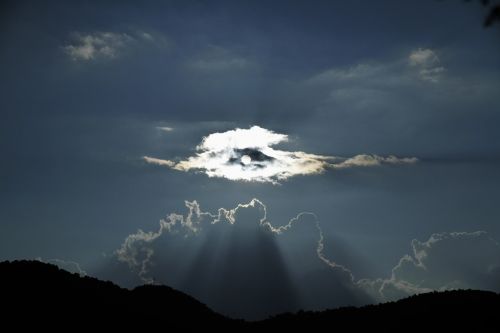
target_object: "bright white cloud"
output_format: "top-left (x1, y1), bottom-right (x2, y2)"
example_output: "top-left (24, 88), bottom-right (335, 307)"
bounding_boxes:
top-left (408, 48), bottom-right (445, 82)
top-left (143, 126), bottom-right (417, 183)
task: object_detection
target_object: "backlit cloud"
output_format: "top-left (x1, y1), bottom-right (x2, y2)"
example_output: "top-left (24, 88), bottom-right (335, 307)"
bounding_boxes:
top-left (143, 156), bottom-right (175, 167)
top-left (331, 154), bottom-right (418, 168)
top-left (143, 126), bottom-right (417, 183)
top-left (113, 197), bottom-right (500, 318)
top-left (114, 197), bottom-right (363, 318)
top-left (115, 198), bottom-right (356, 285)
top-left (36, 258), bottom-right (87, 276)
top-left (359, 231), bottom-right (500, 301)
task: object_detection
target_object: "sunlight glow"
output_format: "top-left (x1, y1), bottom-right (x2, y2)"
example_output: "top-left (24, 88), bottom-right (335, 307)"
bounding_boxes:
top-left (241, 155), bottom-right (251, 165)
top-left (143, 126), bottom-right (417, 183)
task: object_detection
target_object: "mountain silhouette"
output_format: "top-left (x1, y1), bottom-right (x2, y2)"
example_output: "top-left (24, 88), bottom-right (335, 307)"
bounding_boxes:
top-left (0, 260), bottom-right (236, 329)
top-left (1, 260), bottom-right (499, 330)
top-left (258, 288), bottom-right (500, 330)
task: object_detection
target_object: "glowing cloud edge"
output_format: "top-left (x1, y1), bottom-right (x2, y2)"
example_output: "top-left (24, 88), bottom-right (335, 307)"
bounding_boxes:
top-left (143, 126), bottom-right (418, 183)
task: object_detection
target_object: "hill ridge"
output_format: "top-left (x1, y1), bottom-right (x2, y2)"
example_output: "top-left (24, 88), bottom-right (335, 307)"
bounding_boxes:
top-left (1, 260), bottom-right (498, 330)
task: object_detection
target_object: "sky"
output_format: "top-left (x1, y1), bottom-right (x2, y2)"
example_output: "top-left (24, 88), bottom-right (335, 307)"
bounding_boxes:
top-left (1, 0), bottom-right (500, 319)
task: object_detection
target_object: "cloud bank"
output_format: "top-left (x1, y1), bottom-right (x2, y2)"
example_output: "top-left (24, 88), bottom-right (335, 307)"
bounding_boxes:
top-left (143, 126), bottom-right (417, 183)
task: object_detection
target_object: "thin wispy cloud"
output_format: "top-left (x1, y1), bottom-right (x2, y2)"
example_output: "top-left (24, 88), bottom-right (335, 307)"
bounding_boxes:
top-left (409, 48), bottom-right (445, 82)
top-left (188, 45), bottom-right (252, 72)
top-left (309, 48), bottom-right (446, 88)
top-left (360, 231), bottom-right (500, 301)
top-left (157, 126), bottom-right (174, 132)
top-left (143, 156), bottom-right (175, 167)
top-left (36, 258), bottom-right (87, 276)
top-left (64, 32), bottom-right (133, 61)
top-left (63, 30), bottom-right (164, 61)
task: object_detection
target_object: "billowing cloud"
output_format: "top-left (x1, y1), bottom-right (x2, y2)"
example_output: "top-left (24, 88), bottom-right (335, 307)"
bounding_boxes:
top-left (143, 126), bottom-right (417, 183)
top-left (112, 197), bottom-right (500, 319)
top-left (116, 199), bottom-right (214, 280)
top-left (114, 198), bottom-right (363, 318)
top-left (408, 48), bottom-right (445, 82)
top-left (117, 197), bottom-right (353, 284)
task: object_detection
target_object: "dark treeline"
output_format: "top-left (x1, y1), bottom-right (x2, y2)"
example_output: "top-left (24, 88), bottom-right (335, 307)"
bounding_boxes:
top-left (1, 260), bottom-right (499, 330)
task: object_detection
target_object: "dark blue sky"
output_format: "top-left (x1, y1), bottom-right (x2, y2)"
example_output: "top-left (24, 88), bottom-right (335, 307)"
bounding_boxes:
top-left (1, 0), bottom-right (499, 319)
